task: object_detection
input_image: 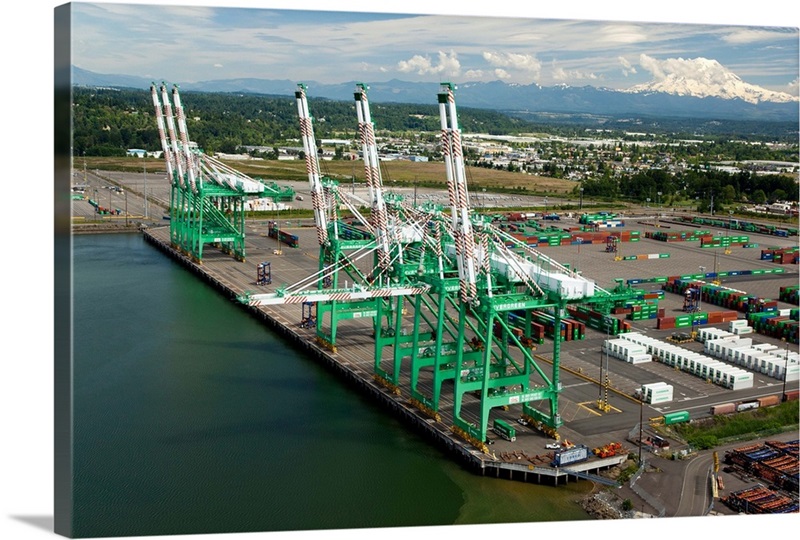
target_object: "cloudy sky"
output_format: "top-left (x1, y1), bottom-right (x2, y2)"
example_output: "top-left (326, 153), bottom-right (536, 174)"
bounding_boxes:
top-left (68, 0), bottom-right (799, 97)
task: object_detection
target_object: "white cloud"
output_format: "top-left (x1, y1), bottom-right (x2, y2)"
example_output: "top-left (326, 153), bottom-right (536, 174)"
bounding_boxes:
top-left (482, 52), bottom-right (541, 73)
top-left (397, 50), bottom-right (460, 76)
top-left (597, 24), bottom-right (650, 45)
top-left (551, 60), bottom-right (599, 82)
top-left (213, 63), bottom-right (223, 68)
top-left (722, 28), bottom-right (792, 44)
top-left (618, 56), bottom-right (637, 76)
top-left (480, 52), bottom-right (541, 83)
top-left (638, 54), bottom-right (732, 84)
top-left (70, 4), bottom-right (798, 88)
top-left (788, 77), bottom-right (799, 96)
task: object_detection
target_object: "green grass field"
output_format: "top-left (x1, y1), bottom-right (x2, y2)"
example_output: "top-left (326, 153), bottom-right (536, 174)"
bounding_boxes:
top-left (80, 156), bottom-right (578, 195)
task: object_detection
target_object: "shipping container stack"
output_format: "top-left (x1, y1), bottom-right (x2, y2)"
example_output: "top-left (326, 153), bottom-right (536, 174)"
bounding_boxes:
top-left (618, 332), bottom-right (755, 389)
top-left (673, 216), bottom-right (798, 238)
top-left (703, 335), bottom-right (800, 381)
top-left (761, 246), bottom-right (799, 264)
top-left (699, 235), bottom-right (750, 248)
top-left (500, 316), bottom-right (546, 345)
top-left (566, 305), bottom-right (631, 335)
top-left (779, 285), bottom-right (800, 306)
top-left (526, 310), bottom-right (587, 342)
top-left (662, 277), bottom-right (781, 316)
top-left (499, 224), bottom-right (639, 248)
top-left (746, 311), bottom-right (799, 345)
top-left (645, 229), bottom-right (710, 242)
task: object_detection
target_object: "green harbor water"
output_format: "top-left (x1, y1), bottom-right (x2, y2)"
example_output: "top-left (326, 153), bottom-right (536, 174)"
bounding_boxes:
top-left (71, 232), bottom-right (592, 538)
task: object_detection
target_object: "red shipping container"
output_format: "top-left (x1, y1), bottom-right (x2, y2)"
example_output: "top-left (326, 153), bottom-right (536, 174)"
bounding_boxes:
top-left (656, 317), bottom-right (675, 329)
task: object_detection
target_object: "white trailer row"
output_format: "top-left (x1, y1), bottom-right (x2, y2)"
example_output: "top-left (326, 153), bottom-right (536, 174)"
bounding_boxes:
top-left (617, 332), bottom-right (754, 390)
top-left (702, 334), bottom-right (800, 383)
top-left (602, 338), bottom-right (653, 364)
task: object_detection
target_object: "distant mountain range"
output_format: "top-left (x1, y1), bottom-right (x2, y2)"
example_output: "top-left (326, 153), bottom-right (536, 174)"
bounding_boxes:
top-left (71, 66), bottom-right (799, 123)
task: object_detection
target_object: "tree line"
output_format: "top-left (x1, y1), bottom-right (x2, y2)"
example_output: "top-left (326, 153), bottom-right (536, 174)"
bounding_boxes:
top-left (71, 86), bottom-right (532, 157)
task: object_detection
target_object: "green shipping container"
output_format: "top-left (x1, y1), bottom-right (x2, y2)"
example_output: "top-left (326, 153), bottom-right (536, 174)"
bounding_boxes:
top-left (663, 411), bottom-right (690, 425)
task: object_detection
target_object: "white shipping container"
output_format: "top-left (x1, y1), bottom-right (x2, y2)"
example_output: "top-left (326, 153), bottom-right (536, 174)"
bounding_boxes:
top-left (730, 372), bottom-right (754, 390)
top-left (642, 382), bottom-right (673, 404)
top-left (629, 354), bottom-right (653, 364)
top-left (753, 343), bottom-right (778, 352)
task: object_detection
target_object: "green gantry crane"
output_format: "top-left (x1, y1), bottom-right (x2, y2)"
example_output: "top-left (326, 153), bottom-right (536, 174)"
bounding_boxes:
top-left (151, 83), bottom-right (294, 263)
top-left (240, 83), bottom-right (617, 452)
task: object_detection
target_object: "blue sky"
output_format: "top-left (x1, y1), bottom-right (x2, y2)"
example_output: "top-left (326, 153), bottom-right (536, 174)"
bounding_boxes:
top-left (69, 0), bottom-right (799, 97)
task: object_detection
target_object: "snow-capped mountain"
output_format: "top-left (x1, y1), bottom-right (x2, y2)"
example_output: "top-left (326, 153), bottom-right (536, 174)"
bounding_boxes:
top-left (623, 58), bottom-right (797, 105)
top-left (70, 66), bottom-right (799, 122)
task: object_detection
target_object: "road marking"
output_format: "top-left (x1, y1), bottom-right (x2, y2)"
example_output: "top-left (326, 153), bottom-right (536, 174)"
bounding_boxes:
top-left (577, 402), bottom-right (602, 416)
top-left (562, 382), bottom-right (593, 389)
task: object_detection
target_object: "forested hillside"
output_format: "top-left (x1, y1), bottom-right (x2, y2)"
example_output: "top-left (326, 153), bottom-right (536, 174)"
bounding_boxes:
top-left (71, 86), bottom-right (535, 157)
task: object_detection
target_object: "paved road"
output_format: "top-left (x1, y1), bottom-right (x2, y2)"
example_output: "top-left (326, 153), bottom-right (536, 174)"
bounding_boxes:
top-left (675, 450), bottom-right (714, 516)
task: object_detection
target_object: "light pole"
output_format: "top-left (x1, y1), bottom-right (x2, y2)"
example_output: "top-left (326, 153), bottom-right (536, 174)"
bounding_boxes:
top-left (544, 196), bottom-right (548, 214)
top-left (782, 338), bottom-right (789, 401)
top-left (656, 191), bottom-right (662, 227)
top-left (579, 187), bottom-right (584, 210)
top-left (638, 397), bottom-right (644, 466)
top-left (698, 266), bottom-right (705, 312)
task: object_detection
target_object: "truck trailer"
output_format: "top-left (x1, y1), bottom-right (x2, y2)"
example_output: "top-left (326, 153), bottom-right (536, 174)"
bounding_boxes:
top-left (552, 444), bottom-right (590, 467)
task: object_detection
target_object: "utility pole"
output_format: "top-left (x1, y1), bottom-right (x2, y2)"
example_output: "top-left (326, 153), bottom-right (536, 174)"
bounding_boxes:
top-left (638, 397), bottom-right (644, 466)
top-left (597, 323), bottom-right (611, 412)
top-left (144, 157), bottom-right (148, 218)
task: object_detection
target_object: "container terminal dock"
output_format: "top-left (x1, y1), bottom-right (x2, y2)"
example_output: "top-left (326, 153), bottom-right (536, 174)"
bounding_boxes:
top-left (73, 82), bottom-right (800, 517)
top-left (136, 216), bottom-right (799, 487)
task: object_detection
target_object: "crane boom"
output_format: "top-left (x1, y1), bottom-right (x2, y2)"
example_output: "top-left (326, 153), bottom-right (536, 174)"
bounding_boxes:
top-left (171, 85), bottom-right (198, 190)
top-left (438, 83), bottom-right (477, 303)
top-left (242, 283), bottom-right (430, 306)
top-left (150, 84), bottom-right (174, 180)
top-left (295, 84), bottom-right (329, 246)
top-left (354, 83), bottom-right (392, 274)
top-left (159, 83), bottom-right (185, 188)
